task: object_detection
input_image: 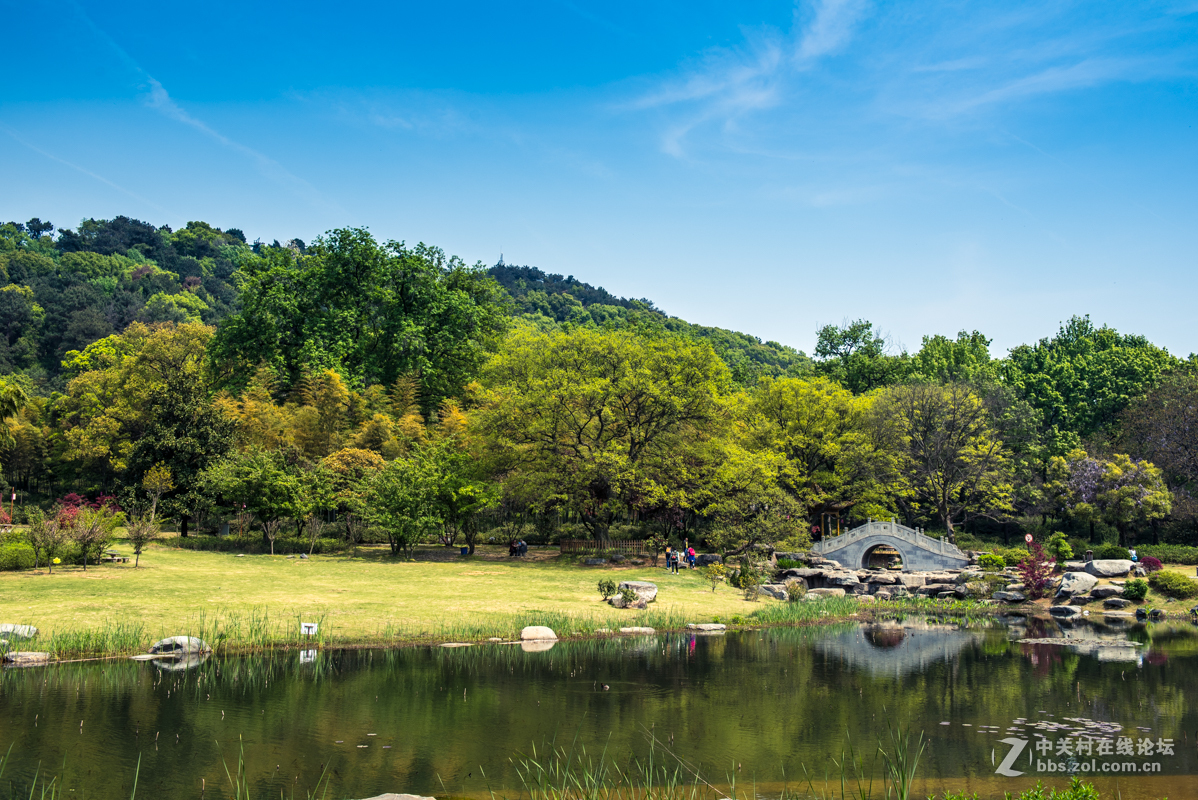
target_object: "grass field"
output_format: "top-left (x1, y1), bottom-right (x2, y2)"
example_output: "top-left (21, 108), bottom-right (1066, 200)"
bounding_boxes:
top-left (0, 539), bottom-right (773, 653)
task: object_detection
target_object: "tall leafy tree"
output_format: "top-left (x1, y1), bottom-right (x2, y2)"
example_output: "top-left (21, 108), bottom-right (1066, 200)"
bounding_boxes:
top-left (874, 382), bottom-right (1014, 534)
top-left (1004, 315), bottom-right (1178, 454)
top-left (742, 376), bottom-right (895, 526)
top-left (474, 326), bottom-right (732, 541)
top-left (813, 319), bottom-right (909, 394)
top-left (1119, 372), bottom-right (1198, 524)
top-left (209, 228), bottom-right (508, 411)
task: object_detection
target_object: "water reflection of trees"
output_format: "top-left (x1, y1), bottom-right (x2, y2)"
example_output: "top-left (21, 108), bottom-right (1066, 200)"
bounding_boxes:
top-left (0, 622), bottom-right (1194, 799)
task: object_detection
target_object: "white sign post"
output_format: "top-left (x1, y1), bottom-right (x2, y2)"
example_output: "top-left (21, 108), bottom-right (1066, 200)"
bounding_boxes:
top-left (301, 621), bottom-right (318, 637)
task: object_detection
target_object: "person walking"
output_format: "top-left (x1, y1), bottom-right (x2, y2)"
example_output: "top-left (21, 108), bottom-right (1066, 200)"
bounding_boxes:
top-left (687, 546), bottom-right (696, 569)
top-left (670, 548), bottom-right (680, 574)
top-left (664, 546), bottom-right (672, 571)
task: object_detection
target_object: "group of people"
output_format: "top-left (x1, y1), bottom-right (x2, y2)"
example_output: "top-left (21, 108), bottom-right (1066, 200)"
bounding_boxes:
top-left (509, 539), bottom-right (528, 557)
top-left (663, 545), bottom-right (696, 573)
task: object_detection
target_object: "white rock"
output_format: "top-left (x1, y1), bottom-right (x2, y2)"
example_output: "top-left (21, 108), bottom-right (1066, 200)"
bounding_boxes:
top-left (686, 623), bottom-right (726, 631)
top-left (619, 627), bottom-right (655, 634)
top-left (1084, 560), bottom-right (1134, 578)
top-left (0, 624), bottom-right (38, 639)
top-left (520, 625), bottom-right (558, 641)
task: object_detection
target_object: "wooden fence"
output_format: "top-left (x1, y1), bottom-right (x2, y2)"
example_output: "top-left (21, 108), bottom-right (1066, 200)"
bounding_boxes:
top-left (559, 539), bottom-right (647, 555)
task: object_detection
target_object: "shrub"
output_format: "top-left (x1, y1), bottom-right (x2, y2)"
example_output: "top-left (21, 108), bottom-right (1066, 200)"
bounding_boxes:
top-left (702, 563), bottom-right (727, 592)
top-left (1122, 578), bottom-right (1148, 601)
top-left (784, 579), bottom-right (807, 602)
top-left (1138, 544), bottom-right (1198, 565)
top-left (1016, 541), bottom-right (1055, 600)
top-left (1045, 532), bottom-right (1073, 562)
top-left (598, 578), bottom-right (616, 600)
top-left (978, 553), bottom-right (1005, 572)
top-left (0, 543), bottom-right (35, 571)
top-left (1095, 544), bottom-right (1130, 560)
top-left (618, 586), bottom-right (638, 605)
top-left (776, 557), bottom-right (803, 570)
top-left (743, 582), bottom-right (761, 601)
top-left (1139, 556), bottom-right (1163, 573)
top-left (1148, 570), bottom-right (1198, 600)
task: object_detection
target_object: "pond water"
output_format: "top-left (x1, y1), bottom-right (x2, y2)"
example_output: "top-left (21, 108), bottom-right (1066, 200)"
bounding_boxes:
top-left (1, 615), bottom-right (1196, 800)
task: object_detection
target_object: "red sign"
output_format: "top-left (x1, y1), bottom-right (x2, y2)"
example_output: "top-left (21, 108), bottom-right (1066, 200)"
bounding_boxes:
top-left (1024, 533), bottom-right (1034, 544)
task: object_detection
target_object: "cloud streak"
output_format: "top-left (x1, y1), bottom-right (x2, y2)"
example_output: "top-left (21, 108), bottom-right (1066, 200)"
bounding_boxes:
top-left (70, 1), bottom-right (338, 213)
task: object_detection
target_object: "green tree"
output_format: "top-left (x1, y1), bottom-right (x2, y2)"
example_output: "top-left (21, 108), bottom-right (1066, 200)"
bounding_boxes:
top-left (1003, 315), bottom-right (1178, 454)
top-left (474, 326), bottom-right (732, 541)
top-left (875, 383), bottom-right (1014, 534)
top-left (364, 445), bottom-right (445, 557)
top-left (742, 376), bottom-right (896, 527)
top-left (209, 229), bottom-right (509, 411)
top-left (72, 504), bottom-right (124, 571)
top-left (909, 330), bottom-right (996, 384)
top-left (813, 319), bottom-right (909, 394)
top-left (200, 449), bottom-right (302, 549)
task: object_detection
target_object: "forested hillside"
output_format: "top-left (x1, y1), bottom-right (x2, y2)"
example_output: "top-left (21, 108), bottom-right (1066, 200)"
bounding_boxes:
top-left (1, 215), bottom-right (1196, 555)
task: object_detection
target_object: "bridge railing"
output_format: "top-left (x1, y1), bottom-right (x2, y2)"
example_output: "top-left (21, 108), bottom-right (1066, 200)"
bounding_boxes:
top-left (812, 519), bottom-right (966, 558)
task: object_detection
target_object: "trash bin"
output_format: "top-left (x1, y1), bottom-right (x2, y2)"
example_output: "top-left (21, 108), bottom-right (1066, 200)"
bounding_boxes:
top-left (460, 547), bottom-right (469, 556)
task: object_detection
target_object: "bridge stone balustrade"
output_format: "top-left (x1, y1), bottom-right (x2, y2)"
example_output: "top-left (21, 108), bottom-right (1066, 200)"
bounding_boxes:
top-left (811, 519), bottom-right (970, 571)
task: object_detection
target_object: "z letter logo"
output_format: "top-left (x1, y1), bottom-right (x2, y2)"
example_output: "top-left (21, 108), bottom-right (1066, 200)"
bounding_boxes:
top-left (994, 738), bottom-right (1028, 777)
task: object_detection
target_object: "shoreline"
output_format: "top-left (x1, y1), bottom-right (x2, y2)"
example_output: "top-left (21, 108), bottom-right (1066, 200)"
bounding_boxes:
top-left (1, 596), bottom-right (1002, 663)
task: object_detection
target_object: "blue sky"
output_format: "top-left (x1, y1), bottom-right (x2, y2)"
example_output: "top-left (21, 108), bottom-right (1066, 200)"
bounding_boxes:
top-left (2, 1), bottom-right (1196, 356)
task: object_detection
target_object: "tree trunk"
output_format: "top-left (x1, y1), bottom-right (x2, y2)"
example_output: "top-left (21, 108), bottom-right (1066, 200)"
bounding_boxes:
top-left (180, 515), bottom-right (190, 538)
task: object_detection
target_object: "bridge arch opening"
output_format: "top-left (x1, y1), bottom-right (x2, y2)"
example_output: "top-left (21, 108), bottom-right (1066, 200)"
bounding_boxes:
top-left (862, 543), bottom-right (904, 571)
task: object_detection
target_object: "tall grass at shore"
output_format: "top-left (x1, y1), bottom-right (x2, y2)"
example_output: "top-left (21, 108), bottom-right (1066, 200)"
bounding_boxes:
top-left (13, 594), bottom-right (996, 660)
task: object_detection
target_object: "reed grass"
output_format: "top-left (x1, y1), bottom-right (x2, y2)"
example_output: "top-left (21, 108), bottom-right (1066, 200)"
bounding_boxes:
top-left (14, 591), bottom-right (998, 660)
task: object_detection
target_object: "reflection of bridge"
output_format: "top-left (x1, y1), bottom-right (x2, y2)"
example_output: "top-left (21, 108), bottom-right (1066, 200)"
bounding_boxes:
top-left (813, 621), bottom-right (987, 678)
top-left (811, 519), bottom-right (970, 571)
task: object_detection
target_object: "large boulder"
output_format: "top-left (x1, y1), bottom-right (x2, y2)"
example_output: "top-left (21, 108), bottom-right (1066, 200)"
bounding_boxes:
top-left (1090, 586), bottom-right (1122, 599)
top-left (1057, 572), bottom-right (1099, 598)
top-left (619, 626), bottom-right (655, 634)
top-left (917, 583), bottom-right (956, 596)
top-left (759, 584), bottom-right (788, 600)
top-left (825, 572), bottom-right (860, 587)
top-left (806, 587), bottom-right (846, 598)
top-left (867, 573), bottom-right (898, 585)
top-left (609, 594), bottom-right (646, 609)
top-left (149, 636), bottom-right (211, 655)
top-left (992, 591), bottom-right (1026, 603)
top-left (780, 568), bottom-right (825, 581)
top-left (694, 554), bottom-right (722, 567)
top-left (617, 581), bottom-right (658, 603)
top-left (520, 626), bottom-right (558, 641)
top-left (1049, 605), bottom-right (1083, 619)
top-left (1085, 560), bottom-right (1134, 578)
top-left (898, 574), bottom-right (926, 588)
top-left (4, 651), bottom-right (50, 666)
top-left (583, 557), bottom-right (607, 566)
top-left (686, 623), bottom-right (726, 631)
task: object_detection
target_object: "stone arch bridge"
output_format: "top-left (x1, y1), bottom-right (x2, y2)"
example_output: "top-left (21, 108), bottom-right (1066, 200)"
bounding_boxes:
top-left (811, 519), bottom-right (970, 571)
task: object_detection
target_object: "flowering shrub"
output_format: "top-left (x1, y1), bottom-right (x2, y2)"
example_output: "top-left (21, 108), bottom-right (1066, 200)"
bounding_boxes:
top-left (1016, 541), bottom-right (1056, 600)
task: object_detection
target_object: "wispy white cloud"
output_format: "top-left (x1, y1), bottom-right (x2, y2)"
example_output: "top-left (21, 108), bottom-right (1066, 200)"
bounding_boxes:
top-left (795, 0), bottom-right (869, 61)
top-left (626, 0), bottom-right (872, 158)
top-left (70, 2), bottom-right (338, 213)
top-left (0, 124), bottom-right (173, 215)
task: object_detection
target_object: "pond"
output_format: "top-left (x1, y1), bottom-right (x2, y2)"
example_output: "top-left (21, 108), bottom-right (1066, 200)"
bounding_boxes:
top-left (1, 615), bottom-right (1196, 800)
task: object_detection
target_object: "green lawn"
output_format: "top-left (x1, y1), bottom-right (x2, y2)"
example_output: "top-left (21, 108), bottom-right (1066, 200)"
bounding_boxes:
top-left (0, 540), bottom-right (766, 651)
